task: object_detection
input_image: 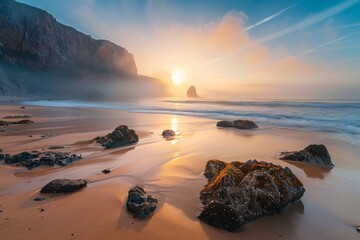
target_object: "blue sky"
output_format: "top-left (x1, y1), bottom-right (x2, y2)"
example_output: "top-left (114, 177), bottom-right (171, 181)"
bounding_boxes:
top-left (18, 0), bottom-right (360, 99)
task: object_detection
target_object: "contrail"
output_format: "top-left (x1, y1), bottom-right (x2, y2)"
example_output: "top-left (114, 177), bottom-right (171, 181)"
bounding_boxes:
top-left (203, 0), bottom-right (359, 66)
top-left (295, 32), bottom-right (359, 58)
top-left (244, 2), bottom-right (300, 31)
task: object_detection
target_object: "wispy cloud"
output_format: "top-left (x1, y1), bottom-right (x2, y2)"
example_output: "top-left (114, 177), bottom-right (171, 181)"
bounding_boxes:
top-left (295, 32), bottom-right (359, 58)
top-left (244, 2), bottom-right (300, 31)
top-left (204, 0), bottom-right (359, 66)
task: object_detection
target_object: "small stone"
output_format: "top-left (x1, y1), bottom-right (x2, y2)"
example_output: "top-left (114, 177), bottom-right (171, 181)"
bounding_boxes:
top-left (356, 226), bottom-right (360, 232)
top-left (40, 208), bottom-right (45, 212)
top-left (34, 197), bottom-right (46, 201)
top-left (101, 168), bottom-right (111, 174)
top-left (162, 129), bottom-right (176, 138)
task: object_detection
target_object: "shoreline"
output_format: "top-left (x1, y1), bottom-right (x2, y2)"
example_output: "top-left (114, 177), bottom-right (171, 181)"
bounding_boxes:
top-left (0, 104), bottom-right (360, 239)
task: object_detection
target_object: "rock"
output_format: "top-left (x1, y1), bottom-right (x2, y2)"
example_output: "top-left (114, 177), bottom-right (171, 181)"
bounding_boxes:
top-left (33, 197), bottom-right (46, 201)
top-left (126, 185), bottom-right (159, 218)
top-left (93, 125), bottom-right (139, 148)
top-left (187, 85), bottom-right (200, 98)
top-left (101, 168), bottom-right (111, 174)
top-left (161, 129), bottom-right (176, 138)
top-left (21, 107), bottom-right (25, 109)
top-left (216, 120), bottom-right (258, 129)
top-left (279, 144), bottom-right (334, 167)
top-left (0, 121), bottom-right (8, 126)
top-left (0, 150), bottom-right (82, 169)
top-left (356, 226), bottom-right (360, 232)
top-left (40, 179), bottom-right (87, 193)
top-left (198, 159), bottom-right (305, 231)
top-left (4, 115), bottom-right (31, 119)
top-left (12, 120), bottom-right (35, 125)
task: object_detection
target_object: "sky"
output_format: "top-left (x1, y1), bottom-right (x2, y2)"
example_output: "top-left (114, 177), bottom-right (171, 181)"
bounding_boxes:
top-left (18, 0), bottom-right (360, 99)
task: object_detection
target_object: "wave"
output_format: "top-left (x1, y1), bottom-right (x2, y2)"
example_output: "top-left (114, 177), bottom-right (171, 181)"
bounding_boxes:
top-left (163, 99), bottom-right (360, 109)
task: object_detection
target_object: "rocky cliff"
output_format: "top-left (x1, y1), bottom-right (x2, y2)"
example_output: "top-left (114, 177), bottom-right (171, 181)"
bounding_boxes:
top-left (0, 0), bottom-right (165, 99)
top-left (0, 0), bottom-right (137, 76)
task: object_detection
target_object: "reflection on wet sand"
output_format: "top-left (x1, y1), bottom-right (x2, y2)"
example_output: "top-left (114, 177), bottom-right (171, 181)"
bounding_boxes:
top-left (285, 161), bottom-right (332, 180)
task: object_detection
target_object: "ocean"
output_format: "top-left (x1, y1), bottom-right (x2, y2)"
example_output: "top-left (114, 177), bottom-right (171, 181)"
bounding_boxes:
top-left (22, 98), bottom-right (360, 144)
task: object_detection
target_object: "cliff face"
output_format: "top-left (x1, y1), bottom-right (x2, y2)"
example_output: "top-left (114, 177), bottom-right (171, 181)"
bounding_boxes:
top-left (0, 0), bottom-right (137, 76)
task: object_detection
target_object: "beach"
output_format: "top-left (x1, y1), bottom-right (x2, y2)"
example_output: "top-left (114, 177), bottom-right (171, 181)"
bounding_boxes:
top-left (0, 104), bottom-right (360, 240)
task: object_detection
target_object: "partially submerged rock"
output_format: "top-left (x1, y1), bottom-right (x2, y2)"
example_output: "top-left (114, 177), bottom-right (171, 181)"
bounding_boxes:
top-left (0, 121), bottom-right (8, 126)
top-left (93, 125), bottom-right (139, 148)
top-left (217, 120), bottom-right (258, 129)
top-left (279, 144), bottom-right (334, 167)
top-left (40, 179), bottom-right (87, 193)
top-left (0, 150), bottom-right (82, 169)
top-left (126, 185), bottom-right (159, 218)
top-left (161, 129), bottom-right (176, 138)
top-left (198, 159), bottom-right (305, 231)
top-left (33, 197), bottom-right (46, 201)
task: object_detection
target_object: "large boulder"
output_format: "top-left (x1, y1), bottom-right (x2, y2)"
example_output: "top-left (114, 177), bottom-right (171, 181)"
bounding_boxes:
top-left (279, 144), bottom-right (334, 167)
top-left (0, 150), bottom-right (82, 169)
top-left (216, 119), bottom-right (258, 129)
top-left (187, 85), bottom-right (200, 98)
top-left (40, 179), bottom-right (87, 193)
top-left (198, 159), bottom-right (305, 231)
top-left (126, 185), bottom-right (159, 218)
top-left (93, 125), bottom-right (139, 148)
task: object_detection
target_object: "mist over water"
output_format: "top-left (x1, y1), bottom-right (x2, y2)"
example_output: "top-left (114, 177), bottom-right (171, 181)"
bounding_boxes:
top-left (22, 98), bottom-right (360, 143)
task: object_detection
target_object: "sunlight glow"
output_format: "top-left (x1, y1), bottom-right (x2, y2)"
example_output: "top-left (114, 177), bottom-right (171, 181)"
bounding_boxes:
top-left (171, 69), bottom-right (185, 86)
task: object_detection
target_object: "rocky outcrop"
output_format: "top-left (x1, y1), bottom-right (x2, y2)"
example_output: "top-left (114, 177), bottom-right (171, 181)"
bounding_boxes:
top-left (216, 119), bottom-right (258, 129)
top-left (187, 85), bottom-right (200, 98)
top-left (40, 179), bottom-right (87, 193)
top-left (198, 159), bottom-right (305, 231)
top-left (0, 0), bottom-right (137, 76)
top-left (0, 150), bottom-right (82, 169)
top-left (279, 144), bottom-right (334, 167)
top-left (126, 185), bottom-right (159, 218)
top-left (161, 129), bottom-right (176, 138)
top-left (0, 119), bottom-right (34, 126)
top-left (93, 125), bottom-right (139, 148)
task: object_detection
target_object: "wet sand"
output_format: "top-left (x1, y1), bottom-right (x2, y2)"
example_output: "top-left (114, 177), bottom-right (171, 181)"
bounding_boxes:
top-left (0, 104), bottom-right (359, 240)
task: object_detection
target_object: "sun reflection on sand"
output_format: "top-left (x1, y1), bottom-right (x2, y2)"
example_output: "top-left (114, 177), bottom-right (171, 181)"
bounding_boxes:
top-left (171, 116), bottom-right (179, 145)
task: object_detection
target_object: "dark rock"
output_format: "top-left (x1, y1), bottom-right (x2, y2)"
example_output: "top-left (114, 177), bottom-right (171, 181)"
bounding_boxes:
top-left (101, 168), bottom-right (111, 174)
top-left (217, 120), bottom-right (258, 129)
top-left (187, 85), bottom-right (200, 98)
top-left (126, 185), bottom-right (159, 218)
top-left (279, 144), bottom-right (334, 167)
top-left (4, 115), bottom-right (31, 119)
top-left (21, 107), bottom-right (25, 109)
top-left (33, 197), bottom-right (46, 201)
top-left (40, 179), bottom-right (87, 193)
top-left (0, 121), bottom-right (8, 126)
top-left (356, 226), bottom-right (360, 232)
top-left (93, 125), bottom-right (139, 148)
top-left (198, 159), bottom-right (305, 231)
top-left (12, 119), bottom-right (35, 125)
top-left (1, 150), bottom-right (82, 169)
top-left (48, 146), bottom-right (65, 150)
top-left (161, 129), bottom-right (176, 138)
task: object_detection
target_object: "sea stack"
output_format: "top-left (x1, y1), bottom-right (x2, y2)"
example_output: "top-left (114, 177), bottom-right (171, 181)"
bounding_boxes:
top-left (187, 85), bottom-right (200, 98)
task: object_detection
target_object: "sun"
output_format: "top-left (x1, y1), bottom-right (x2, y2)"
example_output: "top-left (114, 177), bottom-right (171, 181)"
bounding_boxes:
top-left (171, 69), bottom-right (185, 86)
